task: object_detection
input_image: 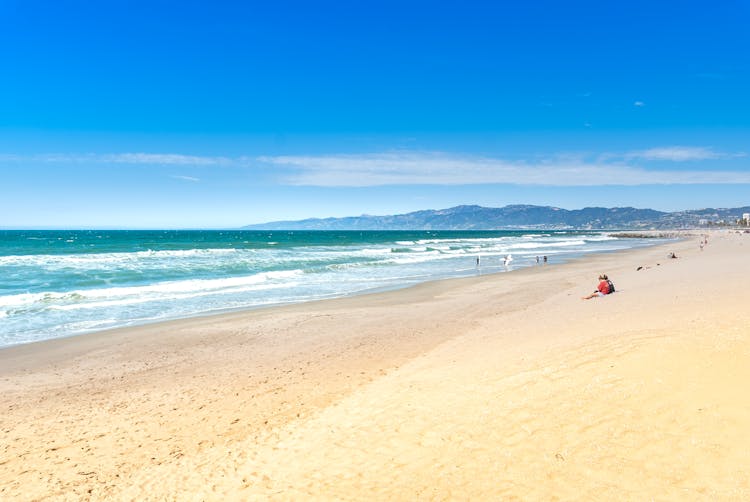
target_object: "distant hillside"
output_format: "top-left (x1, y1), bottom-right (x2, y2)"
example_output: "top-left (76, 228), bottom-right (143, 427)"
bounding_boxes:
top-left (243, 204), bottom-right (750, 230)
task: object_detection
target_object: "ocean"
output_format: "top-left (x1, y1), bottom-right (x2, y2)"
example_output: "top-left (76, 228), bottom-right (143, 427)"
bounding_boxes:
top-left (0, 230), bottom-right (666, 348)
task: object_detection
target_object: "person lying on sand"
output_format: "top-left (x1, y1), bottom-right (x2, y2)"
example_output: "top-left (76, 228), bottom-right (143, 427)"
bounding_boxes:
top-left (582, 274), bottom-right (615, 300)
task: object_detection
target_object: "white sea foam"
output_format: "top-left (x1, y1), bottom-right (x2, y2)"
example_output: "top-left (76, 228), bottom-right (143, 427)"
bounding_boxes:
top-left (583, 235), bottom-right (618, 242)
top-left (358, 247), bottom-right (394, 256)
top-left (63, 319), bottom-right (122, 332)
top-left (507, 239), bottom-right (586, 250)
top-left (414, 237), bottom-right (510, 246)
top-left (385, 251), bottom-right (455, 266)
top-left (0, 270), bottom-right (304, 311)
top-left (46, 282), bottom-right (299, 312)
top-left (0, 247), bottom-right (244, 267)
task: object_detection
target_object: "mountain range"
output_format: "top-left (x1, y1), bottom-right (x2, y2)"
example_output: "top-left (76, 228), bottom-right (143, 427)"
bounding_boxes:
top-left (243, 205), bottom-right (750, 230)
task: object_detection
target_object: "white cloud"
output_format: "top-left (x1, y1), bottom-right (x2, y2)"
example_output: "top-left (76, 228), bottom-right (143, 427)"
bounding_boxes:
top-left (634, 101), bottom-right (645, 107)
top-left (0, 152), bottom-right (233, 165)
top-left (3, 149), bottom-right (747, 188)
top-left (101, 153), bottom-right (231, 165)
top-left (258, 151), bottom-right (750, 187)
top-left (626, 146), bottom-right (721, 161)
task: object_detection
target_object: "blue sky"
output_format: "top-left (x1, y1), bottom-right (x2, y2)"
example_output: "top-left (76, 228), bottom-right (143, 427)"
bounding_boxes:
top-left (1, 0), bottom-right (748, 228)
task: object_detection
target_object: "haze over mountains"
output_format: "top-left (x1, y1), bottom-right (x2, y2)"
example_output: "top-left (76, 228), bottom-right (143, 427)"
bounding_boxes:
top-left (243, 205), bottom-right (750, 230)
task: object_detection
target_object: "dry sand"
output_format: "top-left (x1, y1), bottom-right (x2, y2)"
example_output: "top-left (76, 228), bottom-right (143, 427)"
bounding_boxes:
top-left (1, 231), bottom-right (749, 500)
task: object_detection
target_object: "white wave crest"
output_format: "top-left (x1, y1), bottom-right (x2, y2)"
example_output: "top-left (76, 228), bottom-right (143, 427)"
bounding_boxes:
top-left (0, 248), bottom-right (244, 268)
top-left (0, 269), bottom-right (304, 311)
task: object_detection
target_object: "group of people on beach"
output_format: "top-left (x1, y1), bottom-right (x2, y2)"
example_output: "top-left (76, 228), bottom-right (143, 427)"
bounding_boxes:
top-left (699, 235), bottom-right (708, 251)
top-left (473, 254), bottom-right (615, 301)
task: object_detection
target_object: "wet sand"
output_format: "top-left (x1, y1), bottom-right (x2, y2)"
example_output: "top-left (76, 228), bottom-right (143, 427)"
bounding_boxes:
top-left (2, 230), bottom-right (749, 500)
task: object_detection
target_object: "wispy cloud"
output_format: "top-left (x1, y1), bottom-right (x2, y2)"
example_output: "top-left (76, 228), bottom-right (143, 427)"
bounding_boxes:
top-left (258, 151), bottom-right (750, 187)
top-left (0, 152), bottom-right (235, 165)
top-left (102, 153), bottom-right (232, 165)
top-left (3, 149), bottom-right (747, 188)
top-left (633, 101), bottom-right (645, 107)
top-left (626, 146), bottom-right (721, 161)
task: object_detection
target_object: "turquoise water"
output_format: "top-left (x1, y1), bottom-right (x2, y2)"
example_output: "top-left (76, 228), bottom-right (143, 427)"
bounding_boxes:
top-left (0, 230), bottom-right (665, 348)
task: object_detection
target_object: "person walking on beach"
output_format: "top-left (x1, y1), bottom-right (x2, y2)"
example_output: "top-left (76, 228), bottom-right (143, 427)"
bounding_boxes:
top-left (582, 274), bottom-right (614, 300)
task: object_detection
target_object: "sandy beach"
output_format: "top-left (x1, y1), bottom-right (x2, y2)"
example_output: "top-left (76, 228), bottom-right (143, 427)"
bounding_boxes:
top-left (1, 230), bottom-right (749, 500)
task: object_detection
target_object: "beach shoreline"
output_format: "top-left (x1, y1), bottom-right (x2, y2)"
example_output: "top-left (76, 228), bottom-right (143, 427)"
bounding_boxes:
top-left (0, 229), bottom-right (671, 349)
top-left (0, 230), bottom-right (678, 357)
top-left (2, 229), bottom-right (748, 500)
